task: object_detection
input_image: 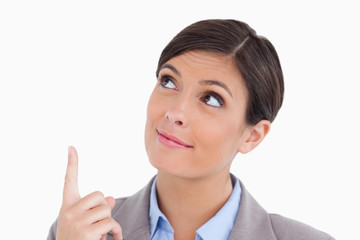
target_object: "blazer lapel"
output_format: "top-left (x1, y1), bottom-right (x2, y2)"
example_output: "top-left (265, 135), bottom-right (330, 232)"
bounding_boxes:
top-left (229, 175), bottom-right (277, 240)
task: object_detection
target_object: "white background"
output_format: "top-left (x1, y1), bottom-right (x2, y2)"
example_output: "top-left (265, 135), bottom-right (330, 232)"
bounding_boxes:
top-left (0, 0), bottom-right (359, 239)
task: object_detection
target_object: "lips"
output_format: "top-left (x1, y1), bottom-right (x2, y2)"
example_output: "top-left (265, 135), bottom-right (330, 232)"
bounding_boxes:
top-left (157, 129), bottom-right (193, 149)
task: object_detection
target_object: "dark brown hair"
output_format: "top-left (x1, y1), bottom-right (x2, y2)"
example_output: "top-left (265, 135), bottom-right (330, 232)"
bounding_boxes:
top-left (156, 19), bottom-right (284, 125)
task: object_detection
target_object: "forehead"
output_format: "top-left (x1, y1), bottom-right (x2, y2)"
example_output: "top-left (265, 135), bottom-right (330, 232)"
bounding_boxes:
top-left (166, 51), bottom-right (235, 75)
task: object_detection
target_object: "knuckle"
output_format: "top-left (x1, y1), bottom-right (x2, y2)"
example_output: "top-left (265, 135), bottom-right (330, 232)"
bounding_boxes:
top-left (104, 203), bottom-right (112, 212)
top-left (96, 204), bottom-right (112, 217)
top-left (64, 175), bottom-right (71, 182)
top-left (93, 191), bottom-right (105, 198)
top-left (103, 217), bottom-right (112, 225)
top-left (63, 210), bottom-right (75, 221)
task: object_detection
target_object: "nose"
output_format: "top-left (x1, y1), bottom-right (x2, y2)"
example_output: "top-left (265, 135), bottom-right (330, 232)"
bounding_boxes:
top-left (165, 97), bottom-right (190, 127)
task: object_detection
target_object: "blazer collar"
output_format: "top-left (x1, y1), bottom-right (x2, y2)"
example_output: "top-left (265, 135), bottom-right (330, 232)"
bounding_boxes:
top-left (229, 174), bottom-right (277, 240)
top-left (111, 174), bottom-right (277, 240)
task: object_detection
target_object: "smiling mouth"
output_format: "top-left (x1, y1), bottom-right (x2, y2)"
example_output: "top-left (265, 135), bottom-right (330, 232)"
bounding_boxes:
top-left (156, 130), bottom-right (193, 149)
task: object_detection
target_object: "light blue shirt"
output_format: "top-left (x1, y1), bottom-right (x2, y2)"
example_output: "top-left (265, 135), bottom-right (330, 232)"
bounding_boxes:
top-left (149, 176), bottom-right (241, 240)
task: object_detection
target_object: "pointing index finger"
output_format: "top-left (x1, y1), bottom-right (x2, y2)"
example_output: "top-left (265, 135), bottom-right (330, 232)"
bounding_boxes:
top-left (62, 146), bottom-right (80, 206)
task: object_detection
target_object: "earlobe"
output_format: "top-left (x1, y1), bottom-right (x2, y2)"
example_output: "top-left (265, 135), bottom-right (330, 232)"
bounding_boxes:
top-left (238, 120), bottom-right (271, 154)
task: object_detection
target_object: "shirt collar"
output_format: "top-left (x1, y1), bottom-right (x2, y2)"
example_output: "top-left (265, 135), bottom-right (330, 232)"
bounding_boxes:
top-left (149, 177), bottom-right (174, 238)
top-left (149, 175), bottom-right (241, 240)
top-left (196, 177), bottom-right (241, 239)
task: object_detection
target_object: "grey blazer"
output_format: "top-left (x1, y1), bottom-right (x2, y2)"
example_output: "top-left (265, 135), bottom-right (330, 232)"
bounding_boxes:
top-left (48, 175), bottom-right (335, 240)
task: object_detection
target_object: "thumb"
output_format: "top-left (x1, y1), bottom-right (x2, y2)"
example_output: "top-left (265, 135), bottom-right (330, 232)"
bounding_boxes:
top-left (62, 146), bottom-right (81, 206)
top-left (105, 196), bottom-right (116, 210)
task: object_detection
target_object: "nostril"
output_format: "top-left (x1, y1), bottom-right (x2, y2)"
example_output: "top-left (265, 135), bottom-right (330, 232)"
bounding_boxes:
top-left (165, 110), bottom-right (185, 126)
top-left (165, 112), bottom-right (171, 121)
top-left (175, 120), bottom-right (183, 125)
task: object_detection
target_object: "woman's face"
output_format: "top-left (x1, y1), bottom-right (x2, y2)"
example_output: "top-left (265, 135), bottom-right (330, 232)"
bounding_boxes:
top-left (145, 50), bottom-right (251, 179)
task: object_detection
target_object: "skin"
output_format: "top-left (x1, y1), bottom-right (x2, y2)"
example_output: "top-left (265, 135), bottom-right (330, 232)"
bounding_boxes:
top-left (145, 50), bottom-right (271, 239)
top-left (56, 146), bottom-right (123, 240)
top-left (56, 50), bottom-right (270, 240)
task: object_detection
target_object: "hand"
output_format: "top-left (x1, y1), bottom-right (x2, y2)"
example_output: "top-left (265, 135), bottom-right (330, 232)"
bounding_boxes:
top-left (56, 146), bottom-right (123, 240)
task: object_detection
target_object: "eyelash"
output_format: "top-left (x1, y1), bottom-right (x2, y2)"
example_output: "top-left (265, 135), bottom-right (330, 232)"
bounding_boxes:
top-left (159, 74), bottom-right (177, 90)
top-left (158, 73), bottom-right (225, 108)
top-left (200, 91), bottom-right (225, 107)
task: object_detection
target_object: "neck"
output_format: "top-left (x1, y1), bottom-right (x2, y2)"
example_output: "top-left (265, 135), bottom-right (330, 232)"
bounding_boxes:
top-left (155, 171), bottom-right (233, 238)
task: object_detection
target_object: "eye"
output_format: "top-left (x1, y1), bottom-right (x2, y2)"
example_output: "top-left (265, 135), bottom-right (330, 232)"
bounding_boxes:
top-left (159, 75), bottom-right (177, 90)
top-left (201, 92), bottom-right (224, 108)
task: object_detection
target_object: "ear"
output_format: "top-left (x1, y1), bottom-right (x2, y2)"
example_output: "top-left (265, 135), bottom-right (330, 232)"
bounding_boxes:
top-left (237, 120), bottom-right (271, 154)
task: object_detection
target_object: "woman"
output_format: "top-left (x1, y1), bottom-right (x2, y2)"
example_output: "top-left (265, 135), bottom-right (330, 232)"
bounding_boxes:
top-left (48, 19), bottom-right (334, 240)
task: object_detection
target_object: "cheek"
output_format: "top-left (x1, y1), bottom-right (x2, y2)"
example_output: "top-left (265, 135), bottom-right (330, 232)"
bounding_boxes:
top-left (146, 91), bottom-right (164, 126)
top-left (194, 116), bottom-right (242, 162)
top-left (145, 91), bottom-right (166, 150)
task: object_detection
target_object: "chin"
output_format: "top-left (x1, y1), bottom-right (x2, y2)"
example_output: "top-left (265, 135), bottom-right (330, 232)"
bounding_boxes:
top-left (148, 154), bottom-right (189, 177)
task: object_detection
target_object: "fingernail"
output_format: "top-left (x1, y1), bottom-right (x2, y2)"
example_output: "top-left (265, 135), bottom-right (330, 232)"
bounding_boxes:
top-left (68, 146), bottom-right (71, 157)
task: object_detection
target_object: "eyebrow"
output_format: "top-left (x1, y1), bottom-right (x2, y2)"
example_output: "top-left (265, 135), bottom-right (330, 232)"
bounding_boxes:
top-left (161, 64), bottom-right (181, 76)
top-left (160, 63), bottom-right (233, 97)
top-left (199, 80), bottom-right (233, 97)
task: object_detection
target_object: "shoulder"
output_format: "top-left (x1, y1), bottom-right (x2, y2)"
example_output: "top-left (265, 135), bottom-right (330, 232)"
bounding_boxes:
top-left (112, 177), bottom-right (153, 219)
top-left (269, 214), bottom-right (335, 240)
top-left (232, 174), bottom-right (335, 240)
